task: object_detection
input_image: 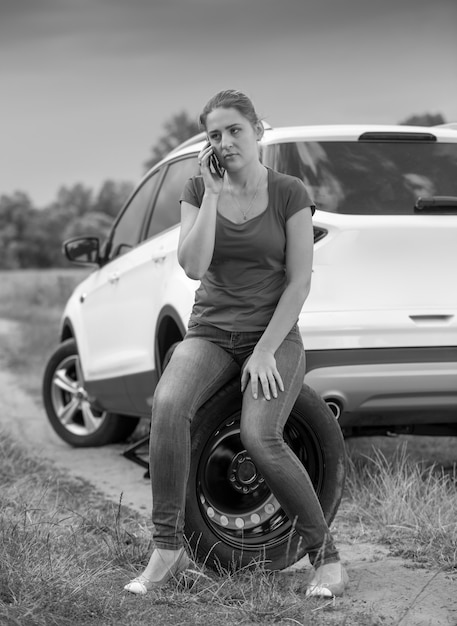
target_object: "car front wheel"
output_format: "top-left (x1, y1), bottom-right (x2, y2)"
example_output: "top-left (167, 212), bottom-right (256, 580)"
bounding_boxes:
top-left (42, 339), bottom-right (138, 447)
top-left (185, 378), bottom-right (346, 571)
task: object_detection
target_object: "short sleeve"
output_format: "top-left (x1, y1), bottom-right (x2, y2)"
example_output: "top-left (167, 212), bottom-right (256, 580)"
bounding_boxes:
top-left (285, 177), bottom-right (316, 220)
top-left (180, 176), bottom-right (205, 208)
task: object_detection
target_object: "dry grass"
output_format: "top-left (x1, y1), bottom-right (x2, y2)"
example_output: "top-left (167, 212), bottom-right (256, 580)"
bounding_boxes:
top-left (0, 432), bottom-right (378, 626)
top-left (0, 269), bottom-right (87, 402)
top-left (0, 269), bottom-right (87, 316)
top-left (345, 444), bottom-right (457, 570)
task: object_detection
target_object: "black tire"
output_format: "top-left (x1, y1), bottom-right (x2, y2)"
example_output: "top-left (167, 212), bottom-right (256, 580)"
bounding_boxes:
top-left (185, 378), bottom-right (346, 571)
top-left (42, 339), bottom-right (139, 447)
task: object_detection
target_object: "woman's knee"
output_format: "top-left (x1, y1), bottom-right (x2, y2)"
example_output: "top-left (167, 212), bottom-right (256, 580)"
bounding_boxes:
top-left (151, 381), bottom-right (191, 428)
top-left (240, 418), bottom-right (275, 459)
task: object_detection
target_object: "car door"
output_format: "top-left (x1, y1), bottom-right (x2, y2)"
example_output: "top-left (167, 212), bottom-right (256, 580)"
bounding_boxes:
top-left (109, 155), bottom-right (200, 414)
top-left (78, 171), bottom-right (161, 413)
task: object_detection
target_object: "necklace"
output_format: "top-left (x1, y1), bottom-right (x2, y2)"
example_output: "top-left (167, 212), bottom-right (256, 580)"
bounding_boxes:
top-left (227, 170), bottom-right (264, 221)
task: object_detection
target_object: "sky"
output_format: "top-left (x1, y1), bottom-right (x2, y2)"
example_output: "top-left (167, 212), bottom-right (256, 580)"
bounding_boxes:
top-left (1, 0), bottom-right (456, 207)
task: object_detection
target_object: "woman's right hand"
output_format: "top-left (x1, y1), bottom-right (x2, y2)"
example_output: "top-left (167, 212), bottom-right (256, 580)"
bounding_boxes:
top-left (198, 143), bottom-right (224, 194)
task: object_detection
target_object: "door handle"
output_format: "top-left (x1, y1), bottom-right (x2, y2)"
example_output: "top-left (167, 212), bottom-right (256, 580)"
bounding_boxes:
top-left (409, 314), bottom-right (453, 325)
top-left (109, 272), bottom-right (120, 284)
top-left (153, 256), bottom-right (166, 265)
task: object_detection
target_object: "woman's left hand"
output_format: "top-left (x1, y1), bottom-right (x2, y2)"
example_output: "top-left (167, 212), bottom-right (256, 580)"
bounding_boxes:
top-left (241, 348), bottom-right (284, 401)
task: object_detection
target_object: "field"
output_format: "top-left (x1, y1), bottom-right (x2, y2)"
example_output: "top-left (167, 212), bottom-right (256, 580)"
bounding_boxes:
top-left (0, 269), bottom-right (89, 401)
top-left (0, 269), bottom-right (456, 625)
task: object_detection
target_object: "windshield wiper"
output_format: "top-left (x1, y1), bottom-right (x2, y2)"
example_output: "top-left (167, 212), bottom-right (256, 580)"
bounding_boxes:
top-left (415, 196), bottom-right (457, 212)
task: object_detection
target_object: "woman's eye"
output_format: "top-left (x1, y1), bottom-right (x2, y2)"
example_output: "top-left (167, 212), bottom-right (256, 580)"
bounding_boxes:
top-left (232, 128), bottom-right (240, 135)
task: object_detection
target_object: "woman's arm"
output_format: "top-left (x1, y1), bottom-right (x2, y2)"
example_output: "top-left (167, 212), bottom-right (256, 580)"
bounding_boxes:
top-left (178, 195), bottom-right (219, 280)
top-left (178, 143), bottom-right (223, 280)
top-left (241, 207), bottom-right (314, 400)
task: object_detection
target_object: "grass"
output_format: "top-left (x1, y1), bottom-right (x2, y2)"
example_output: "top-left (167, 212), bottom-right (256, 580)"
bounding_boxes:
top-left (0, 269), bottom-right (89, 403)
top-left (345, 445), bottom-right (457, 570)
top-left (0, 268), bottom-right (456, 624)
top-left (1, 434), bottom-right (455, 626)
top-left (1, 431), bottom-right (377, 626)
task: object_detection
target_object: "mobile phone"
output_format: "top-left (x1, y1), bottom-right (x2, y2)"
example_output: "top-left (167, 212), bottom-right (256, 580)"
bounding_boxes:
top-left (209, 151), bottom-right (225, 178)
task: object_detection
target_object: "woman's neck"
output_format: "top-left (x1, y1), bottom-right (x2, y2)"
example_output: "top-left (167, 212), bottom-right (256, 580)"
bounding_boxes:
top-left (227, 161), bottom-right (265, 190)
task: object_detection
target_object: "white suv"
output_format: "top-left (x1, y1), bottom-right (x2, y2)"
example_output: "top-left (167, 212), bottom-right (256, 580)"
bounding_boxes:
top-left (42, 123), bottom-right (457, 568)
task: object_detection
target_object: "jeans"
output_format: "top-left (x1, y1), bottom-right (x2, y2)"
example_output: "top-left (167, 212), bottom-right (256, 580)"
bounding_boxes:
top-left (149, 321), bottom-right (340, 566)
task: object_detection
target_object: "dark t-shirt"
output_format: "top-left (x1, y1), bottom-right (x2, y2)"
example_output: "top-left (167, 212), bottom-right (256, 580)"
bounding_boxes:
top-left (180, 167), bottom-right (315, 331)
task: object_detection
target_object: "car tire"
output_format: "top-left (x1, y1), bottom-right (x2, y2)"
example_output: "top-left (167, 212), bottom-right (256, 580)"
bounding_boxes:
top-left (42, 339), bottom-right (139, 447)
top-left (185, 378), bottom-right (346, 571)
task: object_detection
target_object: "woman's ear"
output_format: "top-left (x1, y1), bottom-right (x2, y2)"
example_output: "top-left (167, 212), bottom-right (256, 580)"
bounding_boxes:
top-left (255, 121), bottom-right (265, 141)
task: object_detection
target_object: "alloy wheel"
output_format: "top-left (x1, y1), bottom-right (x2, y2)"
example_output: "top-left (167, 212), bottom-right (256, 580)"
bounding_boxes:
top-left (50, 354), bottom-right (108, 436)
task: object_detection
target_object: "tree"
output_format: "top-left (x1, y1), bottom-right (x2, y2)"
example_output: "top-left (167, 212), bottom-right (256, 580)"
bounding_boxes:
top-left (94, 180), bottom-right (134, 219)
top-left (143, 111), bottom-right (200, 172)
top-left (21, 209), bottom-right (63, 268)
top-left (400, 113), bottom-right (446, 126)
top-left (53, 183), bottom-right (93, 217)
top-left (0, 179), bottom-right (138, 268)
top-left (62, 211), bottom-right (113, 241)
top-left (0, 192), bottom-right (34, 268)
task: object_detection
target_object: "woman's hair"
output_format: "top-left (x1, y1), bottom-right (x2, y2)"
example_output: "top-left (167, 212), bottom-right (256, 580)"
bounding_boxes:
top-left (199, 89), bottom-right (261, 129)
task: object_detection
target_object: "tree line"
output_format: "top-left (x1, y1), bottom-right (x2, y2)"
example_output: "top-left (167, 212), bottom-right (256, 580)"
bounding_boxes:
top-left (0, 112), bottom-right (199, 269)
top-left (0, 112), bottom-right (446, 269)
top-left (0, 182), bottom-right (135, 269)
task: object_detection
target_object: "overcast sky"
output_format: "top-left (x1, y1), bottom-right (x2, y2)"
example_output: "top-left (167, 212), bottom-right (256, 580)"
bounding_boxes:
top-left (1, 0), bottom-right (456, 207)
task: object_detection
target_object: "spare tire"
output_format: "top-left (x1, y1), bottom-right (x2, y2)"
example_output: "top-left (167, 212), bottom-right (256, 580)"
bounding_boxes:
top-left (185, 378), bottom-right (346, 571)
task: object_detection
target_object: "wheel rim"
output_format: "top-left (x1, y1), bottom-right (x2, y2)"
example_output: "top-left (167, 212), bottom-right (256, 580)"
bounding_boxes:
top-left (50, 354), bottom-right (108, 437)
top-left (196, 411), bottom-right (324, 552)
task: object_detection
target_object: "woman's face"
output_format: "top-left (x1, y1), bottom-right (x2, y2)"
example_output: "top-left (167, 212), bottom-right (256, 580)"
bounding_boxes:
top-left (205, 107), bottom-right (262, 171)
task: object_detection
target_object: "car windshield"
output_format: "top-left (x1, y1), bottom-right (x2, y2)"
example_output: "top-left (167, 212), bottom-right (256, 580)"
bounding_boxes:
top-left (265, 140), bottom-right (457, 214)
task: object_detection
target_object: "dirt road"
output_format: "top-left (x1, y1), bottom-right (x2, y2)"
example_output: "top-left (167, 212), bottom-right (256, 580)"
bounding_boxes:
top-left (0, 318), bottom-right (455, 625)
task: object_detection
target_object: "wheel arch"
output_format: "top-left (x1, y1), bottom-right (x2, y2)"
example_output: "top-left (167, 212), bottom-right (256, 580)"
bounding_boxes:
top-left (155, 306), bottom-right (186, 376)
top-left (60, 317), bottom-right (76, 343)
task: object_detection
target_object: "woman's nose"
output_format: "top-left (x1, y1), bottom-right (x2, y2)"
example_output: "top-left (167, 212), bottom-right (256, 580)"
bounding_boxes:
top-left (221, 133), bottom-right (233, 149)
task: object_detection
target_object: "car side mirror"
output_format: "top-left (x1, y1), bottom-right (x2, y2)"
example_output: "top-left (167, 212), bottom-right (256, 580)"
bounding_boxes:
top-left (63, 237), bottom-right (100, 266)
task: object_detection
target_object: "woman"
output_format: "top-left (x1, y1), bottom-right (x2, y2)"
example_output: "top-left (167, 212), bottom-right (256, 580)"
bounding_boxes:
top-left (125, 90), bottom-right (348, 598)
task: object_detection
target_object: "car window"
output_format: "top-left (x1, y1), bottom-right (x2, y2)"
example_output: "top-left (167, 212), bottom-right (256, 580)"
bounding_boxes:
top-left (145, 156), bottom-right (199, 240)
top-left (265, 141), bottom-right (457, 214)
top-left (108, 171), bottom-right (160, 259)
